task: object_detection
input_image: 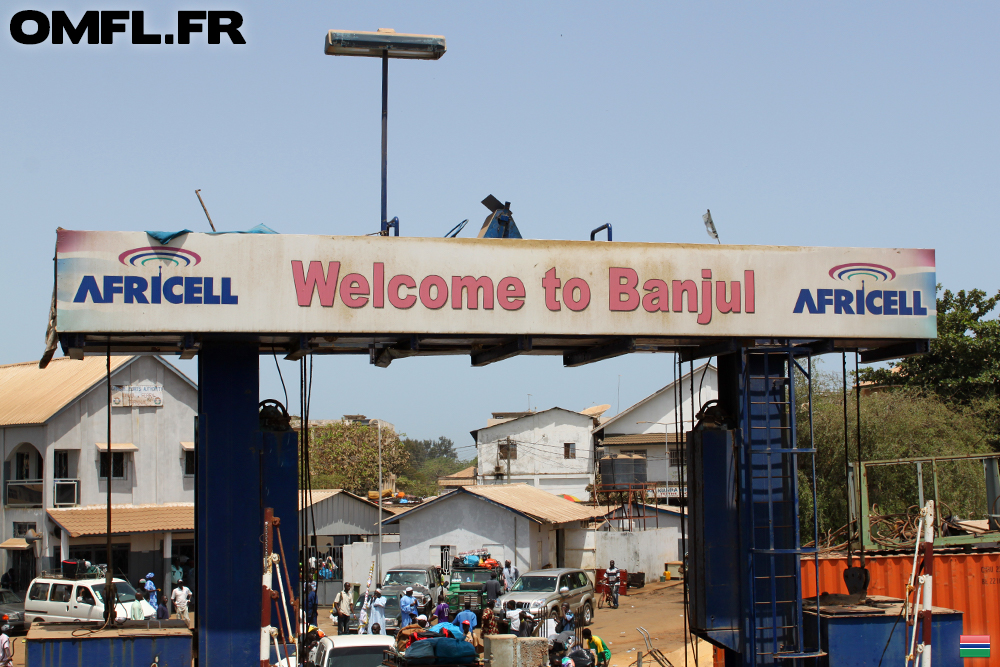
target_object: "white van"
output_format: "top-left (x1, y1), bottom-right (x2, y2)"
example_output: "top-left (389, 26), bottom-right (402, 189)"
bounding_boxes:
top-left (23, 576), bottom-right (135, 623)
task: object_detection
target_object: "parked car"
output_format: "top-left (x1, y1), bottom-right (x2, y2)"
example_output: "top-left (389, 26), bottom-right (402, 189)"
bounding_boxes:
top-left (495, 568), bottom-right (595, 626)
top-left (23, 576), bottom-right (135, 623)
top-left (310, 633), bottom-right (394, 667)
top-left (0, 589), bottom-right (26, 634)
top-left (380, 564), bottom-right (445, 615)
top-left (347, 592), bottom-right (401, 634)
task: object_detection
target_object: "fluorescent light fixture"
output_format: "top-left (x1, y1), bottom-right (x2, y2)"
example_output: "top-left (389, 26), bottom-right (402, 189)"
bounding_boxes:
top-left (325, 28), bottom-right (446, 60)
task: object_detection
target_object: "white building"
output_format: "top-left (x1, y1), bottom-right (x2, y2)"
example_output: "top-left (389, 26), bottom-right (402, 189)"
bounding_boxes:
top-left (593, 364), bottom-right (717, 500)
top-left (0, 355), bottom-right (196, 592)
top-left (472, 408), bottom-right (601, 499)
top-left (374, 484), bottom-right (605, 577)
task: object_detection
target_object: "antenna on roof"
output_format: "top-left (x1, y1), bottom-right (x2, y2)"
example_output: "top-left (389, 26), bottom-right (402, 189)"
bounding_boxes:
top-left (195, 189), bottom-right (217, 232)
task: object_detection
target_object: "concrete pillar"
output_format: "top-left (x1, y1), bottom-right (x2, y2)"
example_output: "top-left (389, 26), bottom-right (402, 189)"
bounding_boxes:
top-left (483, 634), bottom-right (516, 667)
top-left (515, 637), bottom-right (548, 667)
top-left (60, 530), bottom-right (69, 564)
top-left (162, 531), bottom-right (172, 608)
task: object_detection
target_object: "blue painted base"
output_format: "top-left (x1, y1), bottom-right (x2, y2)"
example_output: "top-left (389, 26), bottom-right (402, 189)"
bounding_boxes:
top-left (25, 621), bottom-right (192, 667)
top-left (804, 607), bottom-right (963, 667)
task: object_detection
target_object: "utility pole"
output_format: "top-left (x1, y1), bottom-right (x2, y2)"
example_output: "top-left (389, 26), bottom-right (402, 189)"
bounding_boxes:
top-left (505, 437), bottom-right (512, 481)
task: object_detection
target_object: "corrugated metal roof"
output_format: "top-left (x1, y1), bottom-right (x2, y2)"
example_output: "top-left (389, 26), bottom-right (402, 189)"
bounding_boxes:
top-left (462, 484), bottom-right (606, 524)
top-left (439, 466), bottom-right (476, 480)
top-left (0, 356), bottom-right (133, 427)
top-left (299, 489), bottom-right (343, 509)
top-left (602, 433), bottom-right (672, 446)
top-left (47, 503), bottom-right (194, 537)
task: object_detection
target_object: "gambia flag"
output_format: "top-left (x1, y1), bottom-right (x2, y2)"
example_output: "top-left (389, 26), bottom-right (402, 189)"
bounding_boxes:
top-left (960, 635), bottom-right (990, 658)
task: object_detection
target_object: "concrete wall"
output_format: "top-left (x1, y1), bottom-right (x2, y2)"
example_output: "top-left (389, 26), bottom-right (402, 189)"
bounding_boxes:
top-left (476, 409), bottom-right (595, 498)
top-left (595, 527), bottom-right (680, 582)
top-left (341, 536), bottom-right (401, 585)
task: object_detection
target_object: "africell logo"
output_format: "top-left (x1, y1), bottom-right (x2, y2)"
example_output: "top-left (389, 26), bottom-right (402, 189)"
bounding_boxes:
top-left (72, 246), bottom-right (236, 305)
top-left (793, 263), bottom-right (926, 316)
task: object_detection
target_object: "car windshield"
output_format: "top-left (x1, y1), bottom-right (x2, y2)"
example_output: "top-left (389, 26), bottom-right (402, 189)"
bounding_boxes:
top-left (454, 571), bottom-right (493, 584)
top-left (0, 590), bottom-right (22, 604)
top-left (510, 576), bottom-right (557, 593)
top-left (382, 571), bottom-right (427, 587)
top-left (93, 582), bottom-right (137, 604)
top-left (326, 645), bottom-right (386, 667)
top-left (354, 594), bottom-right (400, 611)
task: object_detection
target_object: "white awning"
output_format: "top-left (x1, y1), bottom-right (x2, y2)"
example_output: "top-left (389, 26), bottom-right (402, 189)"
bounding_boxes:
top-left (180, 441), bottom-right (194, 451)
top-left (0, 538), bottom-right (30, 551)
top-left (95, 443), bottom-right (138, 452)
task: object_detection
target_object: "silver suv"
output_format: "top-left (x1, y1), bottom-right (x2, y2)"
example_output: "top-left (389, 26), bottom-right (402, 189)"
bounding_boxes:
top-left (495, 568), bottom-right (595, 625)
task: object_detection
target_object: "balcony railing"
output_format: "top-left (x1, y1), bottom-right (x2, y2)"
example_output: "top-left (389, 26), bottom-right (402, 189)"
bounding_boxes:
top-left (54, 478), bottom-right (81, 507)
top-left (5, 480), bottom-right (43, 507)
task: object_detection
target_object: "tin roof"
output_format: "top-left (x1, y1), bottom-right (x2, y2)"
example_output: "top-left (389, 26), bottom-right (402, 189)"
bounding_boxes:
top-left (0, 356), bottom-right (134, 427)
top-left (385, 484), bottom-right (604, 526)
top-left (47, 504), bottom-right (194, 537)
top-left (299, 488), bottom-right (394, 512)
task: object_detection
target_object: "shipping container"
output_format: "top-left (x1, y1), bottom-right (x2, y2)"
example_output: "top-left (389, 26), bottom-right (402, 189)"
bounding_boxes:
top-left (802, 552), bottom-right (1000, 667)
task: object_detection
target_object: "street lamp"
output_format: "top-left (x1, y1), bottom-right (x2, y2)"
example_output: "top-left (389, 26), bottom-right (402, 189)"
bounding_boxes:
top-left (325, 28), bottom-right (447, 233)
top-left (369, 418), bottom-right (384, 583)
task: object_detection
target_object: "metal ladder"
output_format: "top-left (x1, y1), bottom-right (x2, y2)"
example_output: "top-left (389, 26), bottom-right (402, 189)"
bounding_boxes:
top-left (739, 344), bottom-right (823, 665)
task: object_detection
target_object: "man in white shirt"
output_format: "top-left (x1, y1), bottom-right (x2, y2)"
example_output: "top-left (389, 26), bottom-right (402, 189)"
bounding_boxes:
top-left (502, 560), bottom-right (519, 592)
top-left (0, 623), bottom-right (13, 667)
top-left (171, 579), bottom-right (193, 625)
top-left (605, 561), bottom-right (621, 609)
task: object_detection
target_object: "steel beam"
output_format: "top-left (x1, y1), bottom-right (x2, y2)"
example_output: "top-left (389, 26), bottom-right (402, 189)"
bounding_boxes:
top-left (563, 337), bottom-right (634, 367)
top-left (471, 336), bottom-right (532, 367)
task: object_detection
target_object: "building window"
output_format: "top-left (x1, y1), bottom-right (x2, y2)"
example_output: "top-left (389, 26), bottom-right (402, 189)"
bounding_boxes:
top-left (100, 452), bottom-right (128, 480)
top-left (563, 443), bottom-right (576, 459)
top-left (498, 439), bottom-right (517, 460)
top-left (15, 452), bottom-right (30, 480)
top-left (184, 451), bottom-right (195, 477)
top-left (13, 522), bottom-right (36, 538)
top-left (668, 446), bottom-right (686, 467)
top-left (54, 451), bottom-right (69, 479)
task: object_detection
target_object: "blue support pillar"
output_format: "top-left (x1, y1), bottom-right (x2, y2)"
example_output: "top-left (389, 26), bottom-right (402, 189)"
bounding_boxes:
top-left (196, 343), bottom-right (299, 666)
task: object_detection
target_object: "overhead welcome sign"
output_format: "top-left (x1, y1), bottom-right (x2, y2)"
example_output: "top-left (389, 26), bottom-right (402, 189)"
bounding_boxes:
top-left (54, 230), bottom-right (936, 340)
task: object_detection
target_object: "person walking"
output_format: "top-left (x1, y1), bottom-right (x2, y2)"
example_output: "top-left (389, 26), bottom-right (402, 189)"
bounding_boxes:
top-left (583, 629), bottom-right (611, 667)
top-left (433, 594), bottom-right (450, 625)
top-left (171, 579), bottom-right (192, 624)
top-left (399, 587), bottom-right (418, 628)
top-left (144, 573), bottom-right (157, 608)
top-left (481, 600), bottom-right (498, 635)
top-left (306, 582), bottom-right (318, 627)
top-left (333, 582), bottom-right (353, 635)
top-left (482, 572), bottom-right (502, 607)
top-left (454, 601), bottom-right (477, 630)
top-left (156, 594), bottom-right (169, 620)
top-left (0, 622), bottom-right (13, 667)
top-left (502, 560), bottom-right (519, 592)
top-left (368, 589), bottom-right (386, 635)
top-left (605, 560), bottom-right (621, 609)
top-left (130, 590), bottom-right (146, 620)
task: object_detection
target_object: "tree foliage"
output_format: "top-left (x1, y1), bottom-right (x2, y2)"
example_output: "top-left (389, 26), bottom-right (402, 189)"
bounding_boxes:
top-left (858, 285), bottom-right (1000, 448)
top-left (402, 436), bottom-right (458, 468)
top-left (307, 422), bottom-right (408, 495)
top-left (796, 372), bottom-right (994, 542)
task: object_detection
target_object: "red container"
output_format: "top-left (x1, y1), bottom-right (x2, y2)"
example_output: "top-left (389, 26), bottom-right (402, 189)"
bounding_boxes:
top-left (595, 568), bottom-right (628, 596)
top-left (802, 552), bottom-right (1000, 667)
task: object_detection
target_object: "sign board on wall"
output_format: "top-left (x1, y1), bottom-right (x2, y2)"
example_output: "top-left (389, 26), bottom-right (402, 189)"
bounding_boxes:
top-left (111, 385), bottom-right (163, 407)
top-left (53, 231), bottom-right (936, 340)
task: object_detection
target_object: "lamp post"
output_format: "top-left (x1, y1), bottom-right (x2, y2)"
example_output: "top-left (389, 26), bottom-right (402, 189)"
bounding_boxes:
top-left (325, 28), bottom-right (446, 233)
top-left (371, 418), bottom-right (384, 583)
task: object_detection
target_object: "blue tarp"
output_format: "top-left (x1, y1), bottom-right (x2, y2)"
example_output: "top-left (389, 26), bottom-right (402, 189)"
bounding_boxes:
top-left (145, 224), bottom-right (277, 244)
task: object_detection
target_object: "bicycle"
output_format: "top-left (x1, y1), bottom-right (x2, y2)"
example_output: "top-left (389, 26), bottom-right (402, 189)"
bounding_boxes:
top-left (596, 578), bottom-right (615, 609)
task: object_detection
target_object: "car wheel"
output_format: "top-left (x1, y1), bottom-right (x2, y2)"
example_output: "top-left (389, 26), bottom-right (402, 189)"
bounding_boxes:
top-left (582, 602), bottom-right (593, 625)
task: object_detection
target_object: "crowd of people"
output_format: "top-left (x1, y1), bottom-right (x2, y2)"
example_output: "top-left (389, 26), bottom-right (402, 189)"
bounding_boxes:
top-left (127, 567), bottom-right (193, 624)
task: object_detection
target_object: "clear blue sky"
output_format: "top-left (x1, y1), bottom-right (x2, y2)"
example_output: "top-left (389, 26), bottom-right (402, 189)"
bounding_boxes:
top-left (2, 3), bottom-right (997, 454)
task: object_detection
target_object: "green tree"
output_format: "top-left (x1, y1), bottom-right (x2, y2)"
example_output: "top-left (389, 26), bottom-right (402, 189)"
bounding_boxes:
top-left (307, 422), bottom-right (408, 495)
top-left (796, 374), bottom-right (993, 543)
top-left (858, 285), bottom-right (1000, 448)
top-left (402, 436), bottom-right (457, 469)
